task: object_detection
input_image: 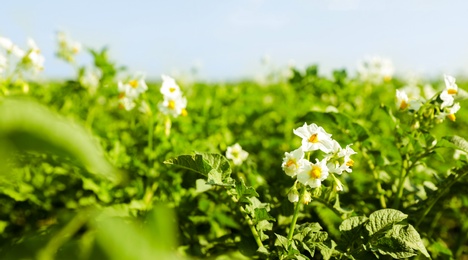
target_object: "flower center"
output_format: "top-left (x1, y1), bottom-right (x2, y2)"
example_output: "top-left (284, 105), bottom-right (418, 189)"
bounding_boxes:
top-left (286, 159), bottom-right (296, 168)
top-left (448, 89), bottom-right (458, 95)
top-left (309, 165), bottom-right (322, 179)
top-left (346, 159), bottom-right (354, 167)
top-left (169, 87), bottom-right (176, 92)
top-left (168, 100), bottom-right (176, 109)
top-left (129, 80), bottom-right (138, 88)
top-left (399, 100), bottom-right (408, 110)
top-left (308, 133), bottom-right (319, 143)
top-left (448, 114), bottom-right (456, 122)
top-left (118, 92), bottom-right (125, 99)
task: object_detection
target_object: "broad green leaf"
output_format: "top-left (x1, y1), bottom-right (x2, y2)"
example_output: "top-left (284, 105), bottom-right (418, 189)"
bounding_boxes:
top-left (164, 153), bottom-right (232, 185)
top-left (389, 224), bottom-right (430, 258)
top-left (373, 224), bottom-right (429, 259)
top-left (339, 216), bottom-right (368, 246)
top-left (365, 209), bottom-right (407, 236)
top-left (375, 236), bottom-right (416, 259)
top-left (0, 99), bottom-right (121, 183)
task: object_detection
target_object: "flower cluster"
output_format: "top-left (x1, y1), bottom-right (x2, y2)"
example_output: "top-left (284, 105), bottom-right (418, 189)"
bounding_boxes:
top-left (357, 55), bottom-right (394, 84)
top-left (226, 143), bottom-right (249, 166)
top-left (0, 36), bottom-right (45, 75)
top-left (282, 123), bottom-right (356, 203)
top-left (396, 74), bottom-right (462, 124)
top-left (158, 74), bottom-right (187, 117)
top-left (55, 31), bottom-right (81, 63)
top-left (117, 73), bottom-right (148, 111)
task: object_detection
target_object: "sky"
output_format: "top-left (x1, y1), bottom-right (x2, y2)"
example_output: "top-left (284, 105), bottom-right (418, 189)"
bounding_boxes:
top-left (2, 1), bottom-right (468, 81)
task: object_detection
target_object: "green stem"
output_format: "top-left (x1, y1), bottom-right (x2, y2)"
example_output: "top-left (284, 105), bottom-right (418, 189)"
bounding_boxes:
top-left (415, 168), bottom-right (468, 228)
top-left (361, 148), bottom-right (387, 208)
top-left (287, 186), bottom-right (305, 249)
top-left (227, 189), bottom-right (264, 249)
top-left (148, 112), bottom-right (154, 154)
top-left (37, 209), bottom-right (93, 260)
top-left (393, 165), bottom-right (408, 209)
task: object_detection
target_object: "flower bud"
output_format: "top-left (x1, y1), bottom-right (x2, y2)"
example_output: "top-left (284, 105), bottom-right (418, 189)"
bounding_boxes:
top-left (288, 189), bottom-right (299, 203)
top-left (302, 191), bottom-right (312, 205)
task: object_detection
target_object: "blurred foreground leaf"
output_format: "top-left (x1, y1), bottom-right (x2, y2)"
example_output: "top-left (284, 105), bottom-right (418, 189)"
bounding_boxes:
top-left (0, 98), bottom-right (122, 183)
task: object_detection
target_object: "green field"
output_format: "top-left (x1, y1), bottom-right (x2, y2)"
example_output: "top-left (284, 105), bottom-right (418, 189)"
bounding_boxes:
top-left (1, 35), bottom-right (468, 259)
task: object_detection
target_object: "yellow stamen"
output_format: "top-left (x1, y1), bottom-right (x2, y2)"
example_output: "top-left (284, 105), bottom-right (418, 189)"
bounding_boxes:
top-left (129, 80), bottom-right (138, 88)
top-left (308, 133), bottom-right (319, 143)
top-left (346, 159), bottom-right (354, 167)
top-left (181, 108), bottom-right (188, 116)
top-left (286, 159), bottom-right (296, 168)
top-left (168, 100), bottom-right (176, 110)
top-left (309, 165), bottom-right (322, 179)
top-left (399, 100), bottom-right (408, 110)
top-left (448, 89), bottom-right (457, 95)
top-left (169, 87), bottom-right (176, 92)
top-left (448, 114), bottom-right (456, 122)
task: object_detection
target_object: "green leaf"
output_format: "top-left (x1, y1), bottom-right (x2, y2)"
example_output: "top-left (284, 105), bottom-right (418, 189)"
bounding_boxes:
top-left (339, 216), bottom-right (368, 246)
top-left (365, 209), bottom-right (407, 236)
top-left (440, 135), bottom-right (468, 153)
top-left (164, 153), bottom-right (232, 185)
top-left (373, 224), bottom-right (429, 259)
top-left (274, 233), bottom-right (289, 250)
top-left (0, 98), bottom-right (121, 183)
top-left (235, 180), bottom-right (259, 203)
top-left (254, 208), bottom-right (275, 223)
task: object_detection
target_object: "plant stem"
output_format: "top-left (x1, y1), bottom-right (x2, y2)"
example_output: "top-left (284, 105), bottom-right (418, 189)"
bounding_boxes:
top-left (393, 166), bottom-right (408, 209)
top-left (148, 112), bottom-right (154, 154)
top-left (227, 189), bottom-right (264, 249)
top-left (287, 186), bottom-right (305, 249)
top-left (361, 148), bottom-right (387, 208)
top-left (37, 209), bottom-right (93, 260)
top-left (415, 168), bottom-right (468, 228)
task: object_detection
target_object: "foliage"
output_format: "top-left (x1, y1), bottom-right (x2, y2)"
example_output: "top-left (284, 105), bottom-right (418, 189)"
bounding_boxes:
top-left (1, 34), bottom-right (468, 259)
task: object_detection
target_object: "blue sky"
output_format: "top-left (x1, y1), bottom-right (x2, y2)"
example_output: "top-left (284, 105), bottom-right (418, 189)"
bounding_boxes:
top-left (1, 1), bottom-right (468, 81)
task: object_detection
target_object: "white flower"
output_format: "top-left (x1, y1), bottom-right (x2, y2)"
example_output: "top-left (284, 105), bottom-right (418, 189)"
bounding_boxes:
top-left (297, 159), bottom-right (329, 188)
top-left (160, 74), bottom-right (182, 98)
top-left (118, 96), bottom-right (136, 111)
top-left (326, 141), bottom-right (356, 175)
top-left (158, 95), bottom-right (188, 118)
top-left (56, 31), bottom-right (82, 63)
top-left (226, 143), bottom-right (249, 166)
top-left (357, 56), bottom-right (394, 84)
top-left (293, 123), bottom-right (334, 153)
top-left (118, 74), bottom-right (148, 99)
top-left (281, 148), bottom-right (308, 177)
top-left (80, 68), bottom-right (101, 91)
top-left (440, 90), bottom-right (454, 109)
top-left (0, 37), bottom-right (25, 58)
top-left (139, 100), bottom-right (151, 114)
top-left (444, 74), bottom-right (458, 95)
top-left (396, 89), bottom-right (409, 110)
top-left (0, 53), bottom-right (6, 73)
top-left (24, 38), bottom-right (45, 72)
top-left (438, 103), bottom-right (461, 122)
